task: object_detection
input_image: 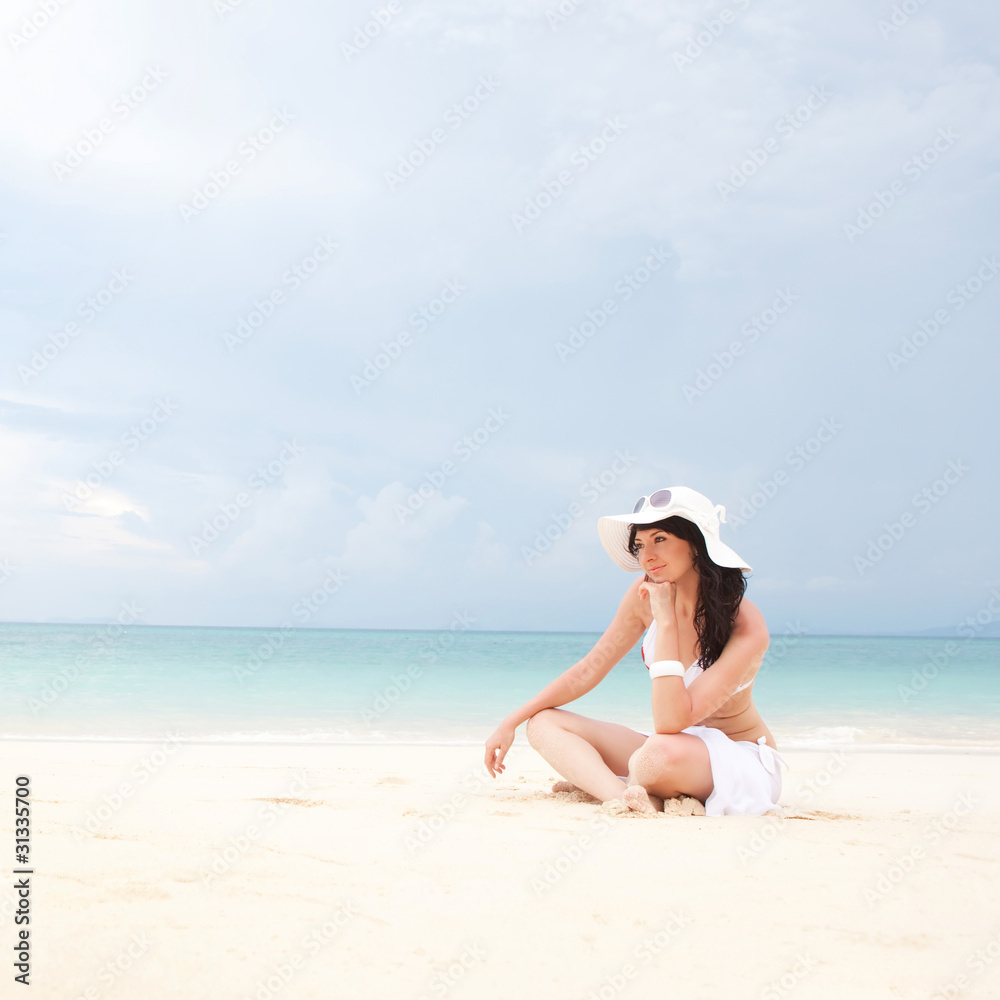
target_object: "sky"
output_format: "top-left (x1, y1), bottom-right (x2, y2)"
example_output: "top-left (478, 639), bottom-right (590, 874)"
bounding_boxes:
top-left (1, 0), bottom-right (998, 636)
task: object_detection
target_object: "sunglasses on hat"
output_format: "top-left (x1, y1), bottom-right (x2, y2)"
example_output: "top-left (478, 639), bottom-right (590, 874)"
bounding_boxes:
top-left (631, 489), bottom-right (673, 515)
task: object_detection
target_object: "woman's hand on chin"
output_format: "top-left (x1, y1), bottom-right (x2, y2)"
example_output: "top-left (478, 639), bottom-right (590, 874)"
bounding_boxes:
top-left (638, 578), bottom-right (678, 626)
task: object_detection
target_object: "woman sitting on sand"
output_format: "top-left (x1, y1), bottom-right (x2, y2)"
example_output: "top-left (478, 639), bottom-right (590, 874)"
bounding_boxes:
top-left (484, 487), bottom-right (787, 816)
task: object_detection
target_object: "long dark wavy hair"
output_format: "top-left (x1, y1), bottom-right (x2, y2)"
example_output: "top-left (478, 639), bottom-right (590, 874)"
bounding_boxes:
top-left (628, 516), bottom-right (747, 667)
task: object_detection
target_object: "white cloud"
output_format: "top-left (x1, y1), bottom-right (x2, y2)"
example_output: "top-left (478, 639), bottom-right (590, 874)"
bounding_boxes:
top-left (339, 483), bottom-right (468, 579)
top-left (1, 0), bottom-right (997, 630)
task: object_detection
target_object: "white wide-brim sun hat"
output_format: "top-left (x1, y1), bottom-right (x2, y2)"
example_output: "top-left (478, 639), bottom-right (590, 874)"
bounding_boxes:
top-left (597, 486), bottom-right (752, 574)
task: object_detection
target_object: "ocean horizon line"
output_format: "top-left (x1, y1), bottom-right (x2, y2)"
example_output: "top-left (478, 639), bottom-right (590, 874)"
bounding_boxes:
top-left (1, 619), bottom-right (997, 641)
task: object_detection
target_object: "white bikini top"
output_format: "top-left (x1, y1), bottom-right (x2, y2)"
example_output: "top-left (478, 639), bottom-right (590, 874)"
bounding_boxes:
top-left (640, 620), bottom-right (753, 694)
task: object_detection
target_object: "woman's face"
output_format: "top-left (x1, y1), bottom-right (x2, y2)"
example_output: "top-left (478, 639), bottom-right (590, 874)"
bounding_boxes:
top-left (632, 527), bottom-right (697, 583)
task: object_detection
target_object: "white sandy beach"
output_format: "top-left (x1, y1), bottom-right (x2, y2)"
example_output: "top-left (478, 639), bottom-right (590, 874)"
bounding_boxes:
top-left (3, 739), bottom-right (1000, 1000)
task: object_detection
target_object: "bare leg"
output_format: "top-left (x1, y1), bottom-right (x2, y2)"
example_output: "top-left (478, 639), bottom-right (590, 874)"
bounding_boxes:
top-left (526, 709), bottom-right (646, 804)
top-left (623, 785), bottom-right (664, 814)
top-left (625, 733), bottom-right (713, 814)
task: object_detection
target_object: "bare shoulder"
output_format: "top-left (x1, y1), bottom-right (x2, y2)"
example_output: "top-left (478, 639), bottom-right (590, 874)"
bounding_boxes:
top-left (733, 597), bottom-right (769, 647)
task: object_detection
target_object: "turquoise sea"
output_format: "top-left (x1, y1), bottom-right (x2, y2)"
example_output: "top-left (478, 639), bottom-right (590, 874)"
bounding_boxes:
top-left (1, 623), bottom-right (998, 749)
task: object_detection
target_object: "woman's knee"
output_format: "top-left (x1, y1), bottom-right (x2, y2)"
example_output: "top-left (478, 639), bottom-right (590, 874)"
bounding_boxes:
top-left (629, 734), bottom-right (681, 773)
top-left (526, 708), bottom-right (562, 746)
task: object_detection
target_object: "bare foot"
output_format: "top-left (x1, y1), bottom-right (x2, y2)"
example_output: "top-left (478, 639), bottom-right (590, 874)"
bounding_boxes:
top-left (662, 795), bottom-right (707, 817)
top-left (599, 798), bottom-right (631, 816)
top-left (623, 785), bottom-right (664, 815)
top-left (550, 780), bottom-right (601, 803)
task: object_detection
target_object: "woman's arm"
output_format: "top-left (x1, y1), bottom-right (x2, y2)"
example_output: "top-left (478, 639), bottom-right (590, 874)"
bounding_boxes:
top-left (650, 599), bottom-right (769, 734)
top-left (504, 577), bottom-right (647, 727)
top-left (484, 578), bottom-right (647, 776)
